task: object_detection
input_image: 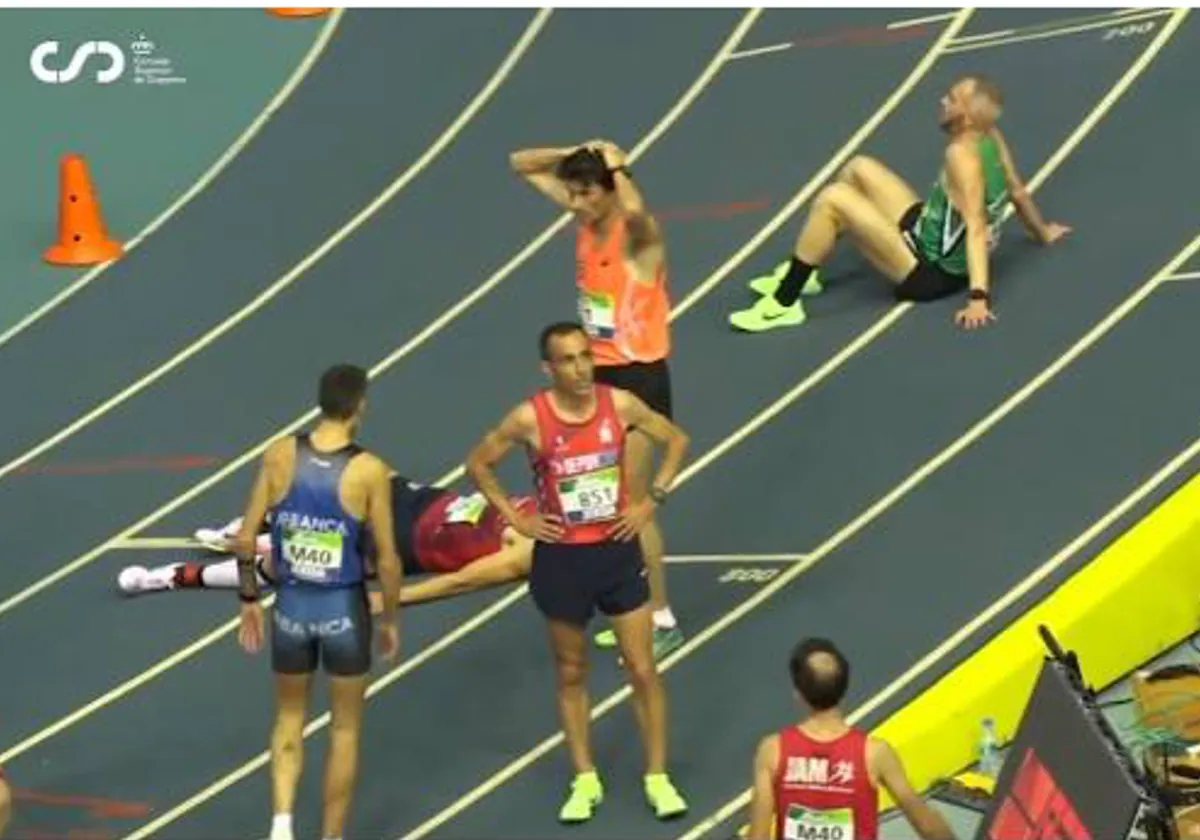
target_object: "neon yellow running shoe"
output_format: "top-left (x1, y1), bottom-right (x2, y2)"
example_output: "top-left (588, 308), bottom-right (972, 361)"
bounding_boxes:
top-left (748, 260), bottom-right (824, 297)
top-left (645, 773), bottom-right (689, 820)
top-left (559, 771), bottom-right (604, 824)
top-left (595, 627), bottom-right (686, 660)
top-left (594, 628), bottom-right (618, 649)
top-left (729, 294), bottom-right (806, 333)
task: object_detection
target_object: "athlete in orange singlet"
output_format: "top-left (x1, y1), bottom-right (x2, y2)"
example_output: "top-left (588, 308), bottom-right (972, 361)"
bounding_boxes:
top-left (509, 139), bottom-right (684, 659)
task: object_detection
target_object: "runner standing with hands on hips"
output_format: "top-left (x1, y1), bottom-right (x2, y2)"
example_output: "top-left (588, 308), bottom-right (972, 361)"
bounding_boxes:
top-left (465, 322), bottom-right (691, 824)
top-left (234, 364), bottom-right (402, 840)
top-left (510, 138), bottom-right (685, 659)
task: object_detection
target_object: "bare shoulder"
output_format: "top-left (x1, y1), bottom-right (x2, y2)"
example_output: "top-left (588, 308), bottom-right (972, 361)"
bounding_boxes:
top-left (494, 398), bottom-right (539, 446)
top-left (609, 385), bottom-right (649, 421)
top-left (755, 732), bottom-right (782, 772)
top-left (353, 450), bottom-right (393, 481)
top-left (264, 435), bottom-right (296, 469)
top-left (944, 136), bottom-right (980, 167)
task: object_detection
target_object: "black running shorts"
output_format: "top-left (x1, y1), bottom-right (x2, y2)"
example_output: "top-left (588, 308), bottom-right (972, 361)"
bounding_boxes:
top-left (593, 358), bottom-right (673, 420)
top-left (529, 539), bottom-right (649, 628)
top-left (897, 202), bottom-right (970, 302)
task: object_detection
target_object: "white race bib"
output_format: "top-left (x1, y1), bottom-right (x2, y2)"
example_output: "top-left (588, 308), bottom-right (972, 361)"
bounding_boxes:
top-left (579, 290), bottom-right (616, 340)
top-left (444, 492), bottom-right (488, 526)
top-left (557, 465), bottom-right (620, 524)
top-left (782, 805), bottom-right (854, 840)
top-left (282, 528), bottom-right (344, 582)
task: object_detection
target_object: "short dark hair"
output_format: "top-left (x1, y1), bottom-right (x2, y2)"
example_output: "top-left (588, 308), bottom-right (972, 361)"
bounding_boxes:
top-left (539, 321), bottom-right (588, 361)
top-left (318, 364), bottom-right (368, 420)
top-left (554, 147), bottom-right (615, 191)
top-left (789, 637), bottom-right (850, 711)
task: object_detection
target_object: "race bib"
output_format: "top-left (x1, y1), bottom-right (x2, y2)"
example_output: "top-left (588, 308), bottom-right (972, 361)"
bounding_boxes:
top-left (579, 290), bottom-right (616, 339)
top-left (557, 465), bottom-right (619, 524)
top-left (444, 492), bottom-right (488, 526)
top-left (281, 528), bottom-right (344, 582)
top-left (782, 805), bottom-right (854, 840)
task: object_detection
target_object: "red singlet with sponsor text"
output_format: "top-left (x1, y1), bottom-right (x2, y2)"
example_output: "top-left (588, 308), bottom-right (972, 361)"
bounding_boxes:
top-left (773, 726), bottom-right (879, 840)
top-left (527, 385), bottom-right (627, 544)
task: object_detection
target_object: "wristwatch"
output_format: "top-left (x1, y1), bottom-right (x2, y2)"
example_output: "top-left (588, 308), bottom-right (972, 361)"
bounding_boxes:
top-left (649, 485), bottom-right (668, 505)
top-left (968, 288), bottom-right (990, 302)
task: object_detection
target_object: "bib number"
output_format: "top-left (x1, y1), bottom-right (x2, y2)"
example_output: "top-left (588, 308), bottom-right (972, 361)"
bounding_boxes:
top-left (444, 493), bottom-right (488, 526)
top-left (557, 466), bottom-right (619, 524)
top-left (579, 290), bottom-right (616, 340)
top-left (282, 528), bottom-right (344, 582)
top-left (782, 805), bottom-right (854, 840)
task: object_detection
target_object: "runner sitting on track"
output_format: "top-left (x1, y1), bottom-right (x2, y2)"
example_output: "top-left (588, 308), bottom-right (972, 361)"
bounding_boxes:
top-left (729, 74), bottom-right (1070, 333)
top-left (747, 638), bottom-right (956, 840)
top-left (117, 480), bottom-right (539, 609)
top-left (510, 138), bottom-right (685, 659)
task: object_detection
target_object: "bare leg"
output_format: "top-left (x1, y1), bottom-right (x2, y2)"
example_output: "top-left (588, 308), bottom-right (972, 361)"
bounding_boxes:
top-left (624, 431), bottom-right (668, 613)
top-left (0, 775), bottom-right (11, 840)
top-left (836, 154), bottom-right (921, 225)
top-left (271, 674), bottom-right (311, 833)
top-left (609, 605), bottom-right (666, 772)
top-left (732, 158), bottom-right (922, 332)
top-left (322, 674), bottom-right (368, 840)
top-left (794, 182), bottom-right (918, 283)
top-left (546, 619), bottom-right (594, 773)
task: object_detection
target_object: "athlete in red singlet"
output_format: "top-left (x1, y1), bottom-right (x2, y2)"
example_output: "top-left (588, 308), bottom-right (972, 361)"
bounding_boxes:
top-left (748, 638), bottom-right (956, 840)
top-left (116, 487), bottom-right (542, 609)
top-left (465, 322), bottom-right (691, 825)
top-left (510, 138), bottom-right (683, 660)
top-left (412, 491), bottom-right (536, 573)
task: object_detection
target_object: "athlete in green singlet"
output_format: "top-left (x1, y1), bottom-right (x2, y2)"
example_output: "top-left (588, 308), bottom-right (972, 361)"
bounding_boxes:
top-left (730, 74), bottom-right (1070, 332)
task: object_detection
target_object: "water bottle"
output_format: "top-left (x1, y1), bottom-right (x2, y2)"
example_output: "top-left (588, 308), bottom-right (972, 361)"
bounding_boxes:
top-left (979, 717), bottom-right (1002, 778)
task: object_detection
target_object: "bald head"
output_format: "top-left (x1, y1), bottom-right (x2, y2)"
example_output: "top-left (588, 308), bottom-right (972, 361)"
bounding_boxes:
top-left (962, 73), bottom-right (1004, 123)
top-left (789, 638), bottom-right (850, 711)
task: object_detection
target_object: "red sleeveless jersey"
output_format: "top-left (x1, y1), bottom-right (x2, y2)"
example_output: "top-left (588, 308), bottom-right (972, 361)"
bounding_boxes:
top-left (773, 726), bottom-right (879, 840)
top-left (414, 492), bottom-right (536, 573)
top-left (527, 385), bottom-right (627, 544)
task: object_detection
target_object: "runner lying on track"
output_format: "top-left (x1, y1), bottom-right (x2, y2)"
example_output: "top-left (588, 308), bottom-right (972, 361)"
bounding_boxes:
top-left (117, 475), bottom-right (538, 609)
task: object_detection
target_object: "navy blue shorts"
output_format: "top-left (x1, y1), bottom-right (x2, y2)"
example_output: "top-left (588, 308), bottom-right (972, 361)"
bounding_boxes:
top-left (529, 540), bottom-right (649, 627)
top-left (271, 584), bottom-right (372, 677)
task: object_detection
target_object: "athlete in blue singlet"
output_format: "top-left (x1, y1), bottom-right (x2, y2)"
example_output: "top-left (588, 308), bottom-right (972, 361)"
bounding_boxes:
top-left (232, 364), bottom-right (401, 840)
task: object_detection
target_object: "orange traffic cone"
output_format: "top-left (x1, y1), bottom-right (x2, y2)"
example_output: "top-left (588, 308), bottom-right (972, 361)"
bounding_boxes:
top-left (43, 153), bottom-right (123, 266)
top-left (267, 8), bottom-right (331, 17)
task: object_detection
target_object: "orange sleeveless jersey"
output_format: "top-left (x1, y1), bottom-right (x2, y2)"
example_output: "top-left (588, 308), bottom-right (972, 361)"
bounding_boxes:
top-left (575, 215), bottom-right (671, 366)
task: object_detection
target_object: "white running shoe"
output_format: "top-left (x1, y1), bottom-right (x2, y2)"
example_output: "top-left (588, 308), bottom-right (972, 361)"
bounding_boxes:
top-left (194, 516), bottom-right (243, 551)
top-left (193, 529), bottom-right (229, 552)
top-left (117, 564), bottom-right (179, 595)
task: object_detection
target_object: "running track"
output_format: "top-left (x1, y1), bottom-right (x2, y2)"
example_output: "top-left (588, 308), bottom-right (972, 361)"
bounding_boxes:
top-left (0, 7), bottom-right (1196, 840)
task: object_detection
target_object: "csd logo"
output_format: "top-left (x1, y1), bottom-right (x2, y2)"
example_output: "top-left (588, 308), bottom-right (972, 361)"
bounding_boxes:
top-left (30, 41), bottom-right (126, 84)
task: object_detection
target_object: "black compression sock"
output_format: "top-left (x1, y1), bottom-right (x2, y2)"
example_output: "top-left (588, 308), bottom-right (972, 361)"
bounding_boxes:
top-left (773, 256), bottom-right (816, 307)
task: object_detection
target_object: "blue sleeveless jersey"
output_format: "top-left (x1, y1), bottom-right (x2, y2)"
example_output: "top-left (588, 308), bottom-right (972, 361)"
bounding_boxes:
top-left (269, 434), bottom-right (369, 589)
